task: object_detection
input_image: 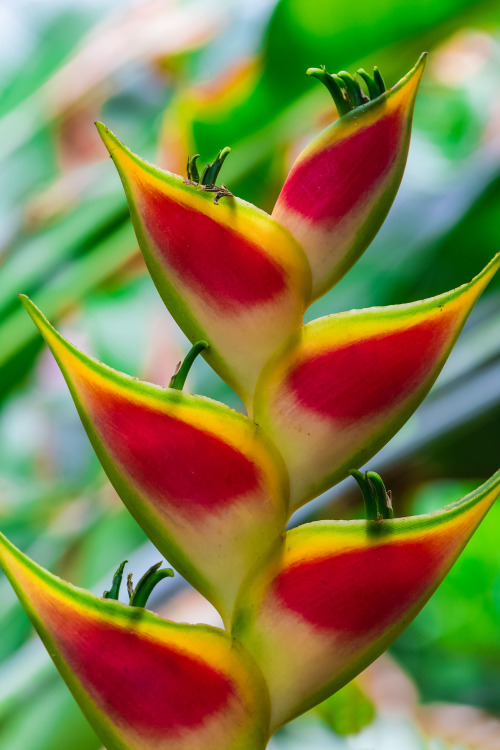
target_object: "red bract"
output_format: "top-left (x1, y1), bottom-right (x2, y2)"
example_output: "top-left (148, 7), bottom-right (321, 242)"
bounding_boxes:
top-left (2, 55), bottom-right (499, 750)
top-left (0, 532), bottom-right (270, 750)
top-left (95, 123), bottom-right (311, 408)
top-left (20, 296), bottom-right (288, 625)
top-left (254, 255), bottom-right (500, 510)
top-left (233, 472), bottom-right (500, 729)
top-left (273, 54), bottom-right (426, 299)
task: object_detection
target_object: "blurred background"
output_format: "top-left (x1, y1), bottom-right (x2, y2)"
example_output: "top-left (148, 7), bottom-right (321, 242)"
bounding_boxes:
top-left (0, 0), bottom-right (500, 747)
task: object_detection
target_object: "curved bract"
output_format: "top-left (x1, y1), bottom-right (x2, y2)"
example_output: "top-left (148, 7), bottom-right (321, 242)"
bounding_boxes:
top-left (233, 471), bottom-right (500, 731)
top-left (0, 533), bottom-right (271, 750)
top-left (273, 54), bottom-right (426, 301)
top-left (21, 296), bottom-right (289, 625)
top-left (253, 254), bottom-right (500, 511)
top-left (96, 123), bottom-right (312, 407)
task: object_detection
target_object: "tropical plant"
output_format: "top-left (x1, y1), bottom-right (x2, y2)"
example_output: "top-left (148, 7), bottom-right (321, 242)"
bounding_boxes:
top-left (0, 53), bottom-right (499, 750)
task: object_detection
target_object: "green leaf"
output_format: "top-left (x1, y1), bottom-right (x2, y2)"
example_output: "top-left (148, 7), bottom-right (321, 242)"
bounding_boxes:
top-left (314, 679), bottom-right (375, 736)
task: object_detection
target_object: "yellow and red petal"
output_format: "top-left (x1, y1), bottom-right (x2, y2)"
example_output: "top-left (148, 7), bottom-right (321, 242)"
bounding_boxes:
top-left (96, 123), bottom-right (311, 407)
top-left (253, 254), bottom-right (500, 512)
top-left (232, 470), bottom-right (500, 731)
top-left (272, 55), bottom-right (426, 301)
top-left (0, 533), bottom-right (270, 750)
top-left (21, 297), bottom-right (289, 624)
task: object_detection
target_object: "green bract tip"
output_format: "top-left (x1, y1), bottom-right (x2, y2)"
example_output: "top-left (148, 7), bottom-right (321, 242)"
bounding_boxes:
top-left (201, 146), bottom-right (231, 187)
top-left (186, 153), bottom-right (200, 183)
top-left (169, 340), bottom-right (209, 391)
top-left (366, 471), bottom-right (394, 520)
top-left (129, 562), bottom-right (175, 608)
top-left (349, 469), bottom-right (378, 521)
top-left (103, 560), bottom-right (128, 600)
top-left (185, 147), bottom-right (233, 202)
top-left (307, 67), bottom-right (350, 116)
top-left (350, 469), bottom-right (394, 521)
top-left (308, 63), bottom-right (387, 118)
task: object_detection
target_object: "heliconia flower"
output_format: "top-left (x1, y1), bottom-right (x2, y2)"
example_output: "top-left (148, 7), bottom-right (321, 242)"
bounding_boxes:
top-left (253, 254), bottom-right (500, 512)
top-left (95, 123), bottom-right (312, 408)
top-left (0, 532), bottom-right (271, 750)
top-left (20, 296), bottom-right (289, 625)
top-left (232, 470), bottom-right (500, 732)
top-left (6, 52), bottom-right (499, 750)
top-left (272, 54), bottom-right (426, 301)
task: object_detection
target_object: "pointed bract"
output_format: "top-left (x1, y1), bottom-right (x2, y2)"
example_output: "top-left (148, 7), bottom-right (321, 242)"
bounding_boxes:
top-left (273, 55), bottom-right (426, 301)
top-left (0, 534), bottom-right (270, 750)
top-left (21, 297), bottom-right (289, 625)
top-left (96, 123), bottom-right (312, 407)
top-left (233, 471), bottom-right (500, 730)
top-left (253, 255), bottom-right (500, 511)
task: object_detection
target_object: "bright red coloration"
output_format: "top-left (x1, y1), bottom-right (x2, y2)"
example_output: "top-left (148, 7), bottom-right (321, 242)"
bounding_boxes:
top-left (286, 316), bottom-right (452, 421)
top-left (278, 109), bottom-right (402, 223)
top-left (84, 384), bottom-right (261, 514)
top-left (56, 615), bottom-right (234, 732)
top-left (273, 537), bottom-right (446, 634)
top-left (141, 186), bottom-right (287, 310)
